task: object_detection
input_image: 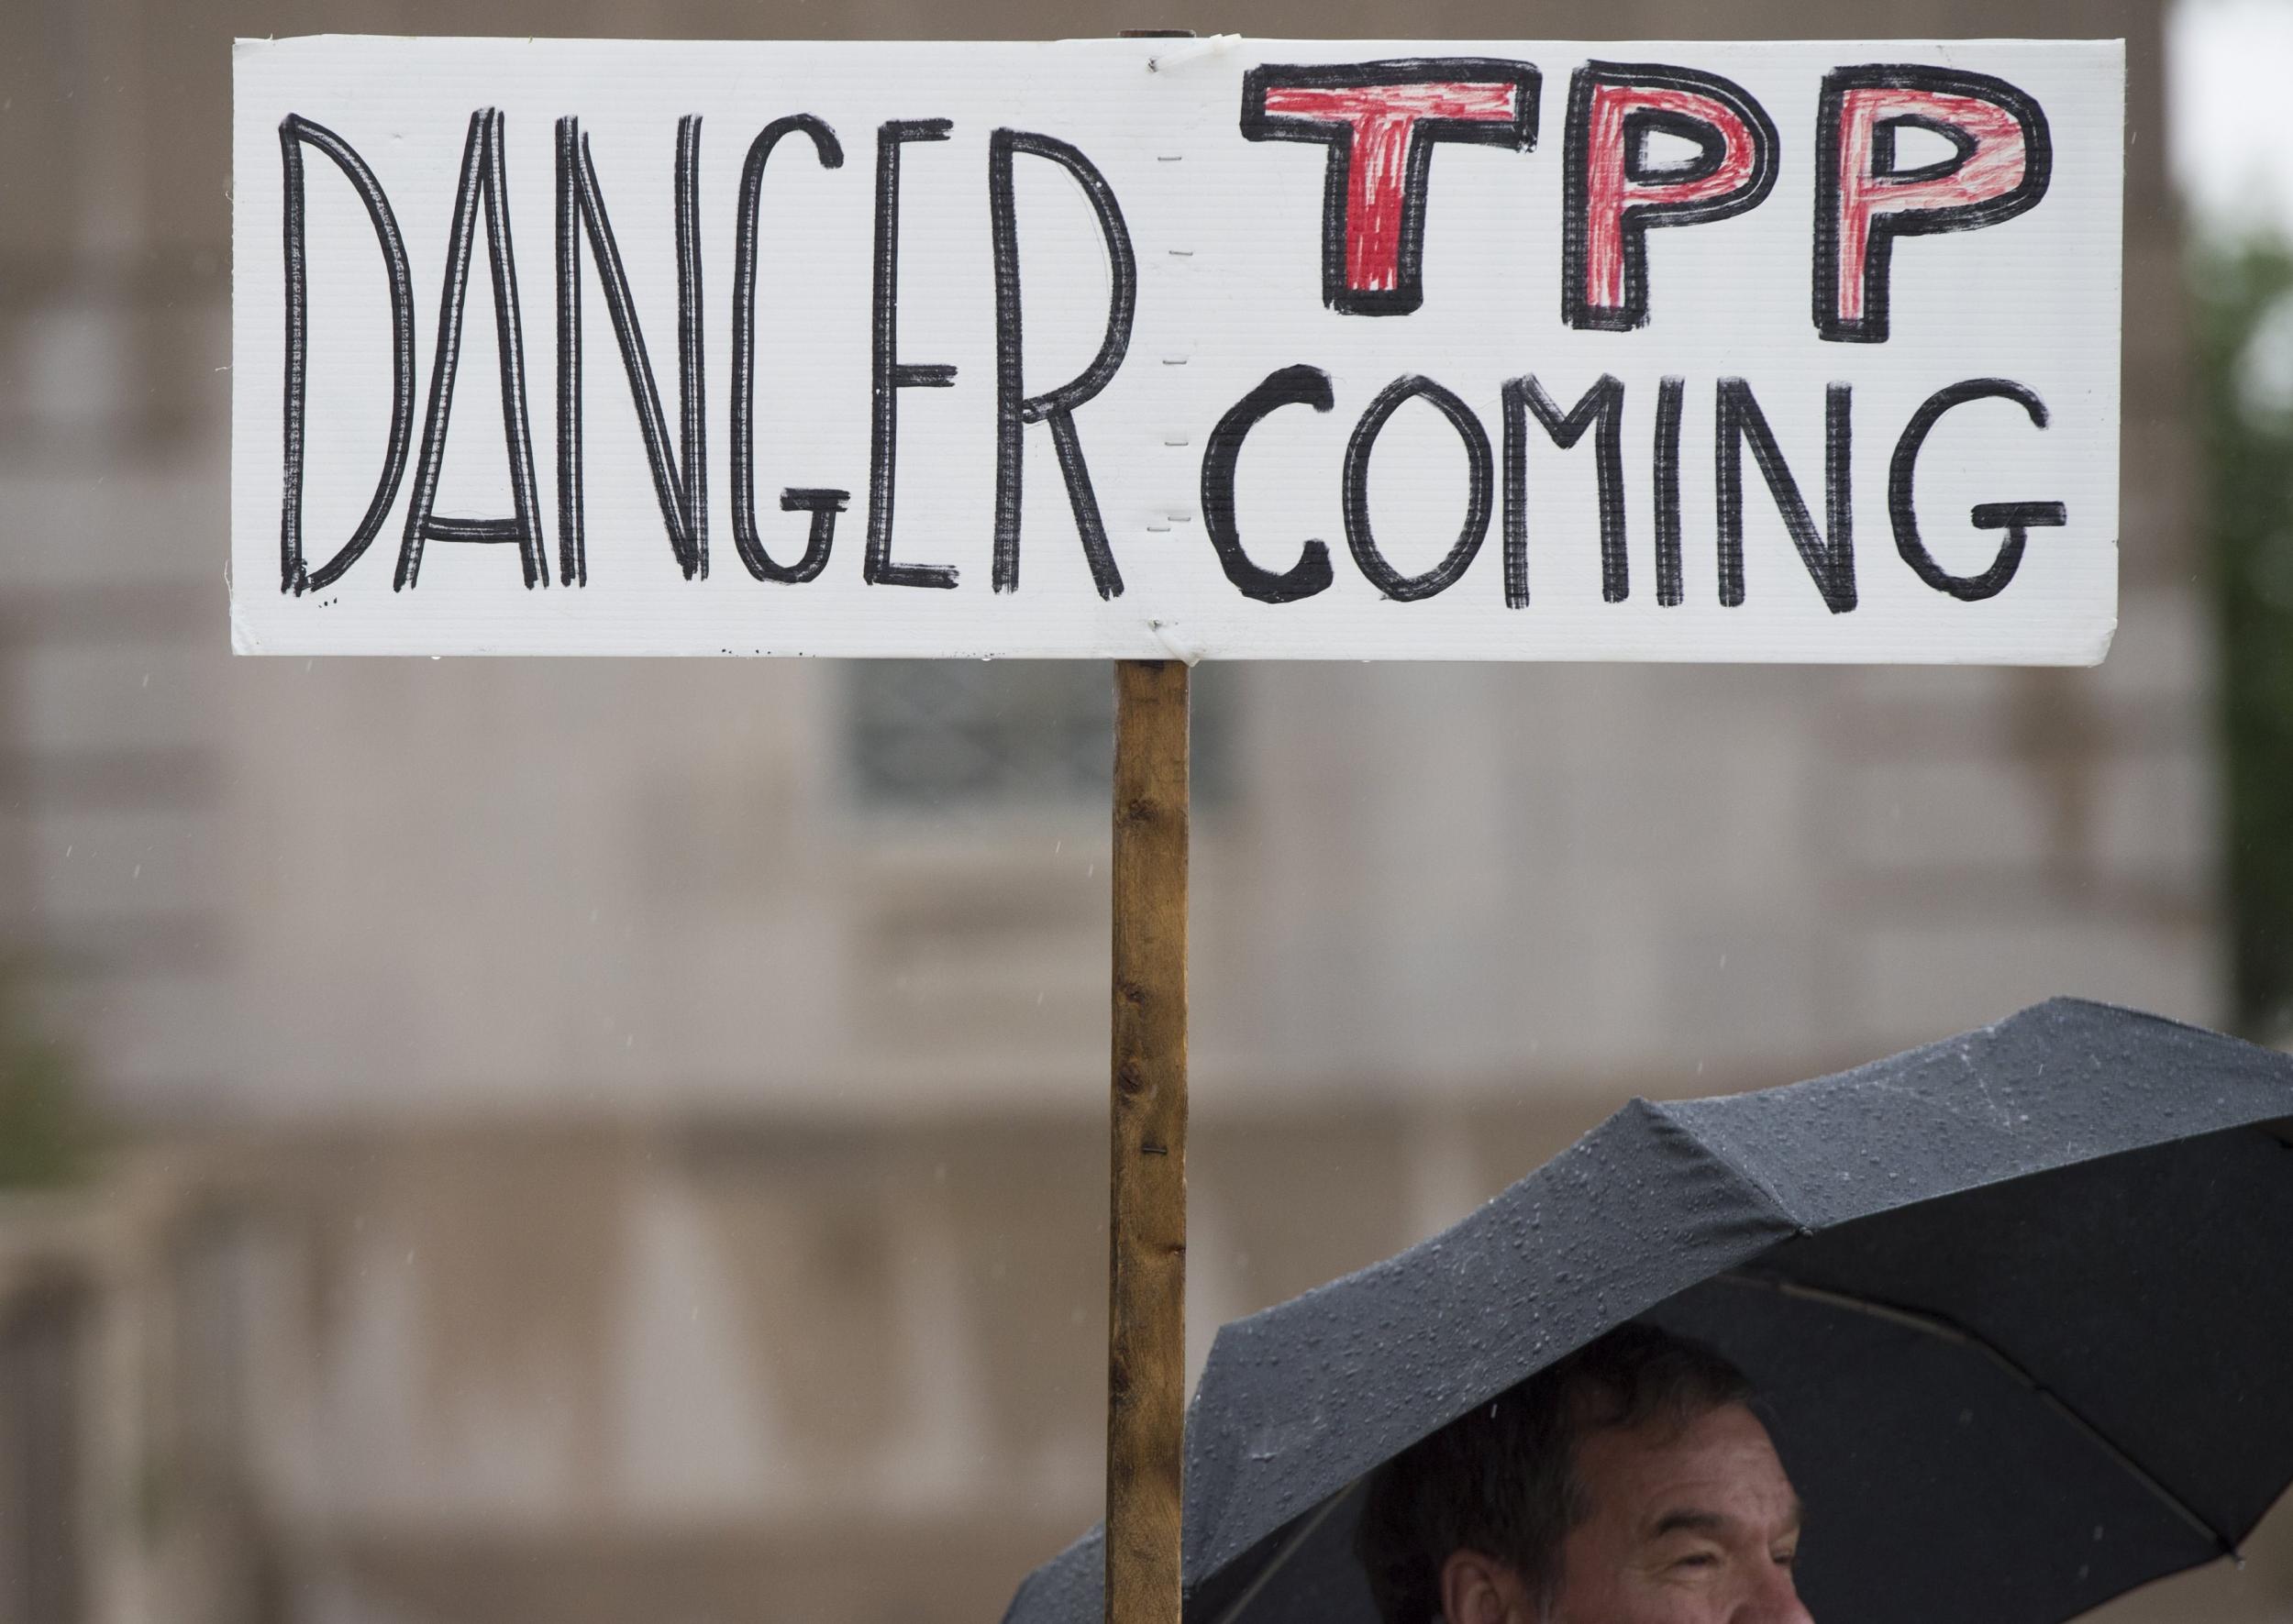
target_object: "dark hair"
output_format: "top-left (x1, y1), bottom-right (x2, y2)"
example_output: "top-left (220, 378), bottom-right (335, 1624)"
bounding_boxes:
top-left (1353, 1322), bottom-right (1755, 1624)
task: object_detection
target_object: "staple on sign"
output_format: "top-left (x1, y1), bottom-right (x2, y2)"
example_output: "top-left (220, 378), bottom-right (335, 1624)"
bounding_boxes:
top-left (1148, 617), bottom-right (1204, 665)
top-left (1150, 33), bottom-right (1241, 72)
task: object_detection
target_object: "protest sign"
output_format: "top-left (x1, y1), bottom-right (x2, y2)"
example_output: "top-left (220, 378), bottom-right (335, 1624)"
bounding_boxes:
top-left (231, 36), bottom-right (2122, 663)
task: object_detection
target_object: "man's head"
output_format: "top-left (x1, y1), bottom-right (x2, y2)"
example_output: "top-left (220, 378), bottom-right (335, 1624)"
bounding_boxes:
top-left (1354, 1322), bottom-right (1811, 1624)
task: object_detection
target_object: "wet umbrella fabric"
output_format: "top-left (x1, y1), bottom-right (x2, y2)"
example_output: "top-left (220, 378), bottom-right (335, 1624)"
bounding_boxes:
top-left (1002, 1000), bottom-right (2293, 1624)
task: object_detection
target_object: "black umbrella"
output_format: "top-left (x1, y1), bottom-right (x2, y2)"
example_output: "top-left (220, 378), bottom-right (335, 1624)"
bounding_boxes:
top-left (1002, 999), bottom-right (2293, 1624)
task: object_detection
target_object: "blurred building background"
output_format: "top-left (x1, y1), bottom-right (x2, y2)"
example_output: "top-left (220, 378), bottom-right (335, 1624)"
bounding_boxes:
top-left (0, 0), bottom-right (2284, 1621)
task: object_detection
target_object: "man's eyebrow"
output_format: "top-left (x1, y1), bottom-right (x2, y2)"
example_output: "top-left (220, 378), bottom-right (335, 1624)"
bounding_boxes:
top-left (1647, 1501), bottom-right (1805, 1541)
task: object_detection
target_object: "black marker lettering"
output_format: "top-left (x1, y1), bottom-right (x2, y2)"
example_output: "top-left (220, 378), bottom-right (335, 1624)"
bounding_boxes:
top-left (278, 115), bottom-right (416, 595)
top-left (1200, 364), bottom-right (1336, 603)
top-left (1239, 59), bottom-right (1540, 316)
top-left (1501, 373), bottom-right (1624, 607)
top-left (867, 118), bottom-right (959, 590)
top-left (398, 108), bottom-right (548, 591)
top-left (1343, 375), bottom-right (1493, 602)
top-left (1655, 375), bottom-right (1685, 606)
top-left (771, 489), bottom-right (850, 584)
top-left (990, 128), bottom-right (1136, 598)
top-left (732, 115), bottom-right (848, 584)
top-left (1815, 66), bottom-right (2052, 343)
top-left (550, 114), bottom-right (702, 587)
top-left (1714, 378), bottom-right (1855, 613)
top-left (555, 116), bottom-right (708, 586)
top-left (1563, 63), bottom-right (1778, 331)
top-left (1889, 377), bottom-right (2062, 600)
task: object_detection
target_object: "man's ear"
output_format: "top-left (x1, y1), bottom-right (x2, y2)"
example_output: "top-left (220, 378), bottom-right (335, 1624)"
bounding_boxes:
top-left (1439, 1548), bottom-right (1533, 1624)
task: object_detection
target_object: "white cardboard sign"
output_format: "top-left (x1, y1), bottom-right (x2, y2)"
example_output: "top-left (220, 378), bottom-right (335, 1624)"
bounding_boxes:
top-left (230, 37), bottom-right (2122, 662)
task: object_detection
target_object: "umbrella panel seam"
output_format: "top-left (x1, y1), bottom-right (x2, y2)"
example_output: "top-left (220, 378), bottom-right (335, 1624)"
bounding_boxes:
top-left (1199, 1477), bottom-right (1365, 1624)
top-left (1650, 1100), bottom-right (1812, 1236)
top-left (1714, 1270), bottom-right (2239, 1562)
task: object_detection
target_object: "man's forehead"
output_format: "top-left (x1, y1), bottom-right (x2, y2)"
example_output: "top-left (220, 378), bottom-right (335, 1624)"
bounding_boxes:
top-left (1574, 1403), bottom-right (1802, 1531)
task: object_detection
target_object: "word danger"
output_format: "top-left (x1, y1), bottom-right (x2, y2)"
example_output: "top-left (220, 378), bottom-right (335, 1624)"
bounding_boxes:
top-left (235, 39), bottom-right (2121, 661)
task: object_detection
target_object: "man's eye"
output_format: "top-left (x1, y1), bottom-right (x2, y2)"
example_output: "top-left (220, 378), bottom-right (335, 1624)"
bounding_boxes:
top-left (1675, 1553), bottom-right (1720, 1570)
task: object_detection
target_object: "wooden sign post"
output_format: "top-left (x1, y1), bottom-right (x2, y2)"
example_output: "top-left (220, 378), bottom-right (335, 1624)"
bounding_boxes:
top-left (1108, 657), bottom-right (1189, 1624)
top-left (228, 33), bottom-right (2125, 1624)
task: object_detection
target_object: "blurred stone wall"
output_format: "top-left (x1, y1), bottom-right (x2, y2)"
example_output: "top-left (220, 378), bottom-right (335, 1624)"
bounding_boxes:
top-left (0, 1), bottom-right (2269, 1621)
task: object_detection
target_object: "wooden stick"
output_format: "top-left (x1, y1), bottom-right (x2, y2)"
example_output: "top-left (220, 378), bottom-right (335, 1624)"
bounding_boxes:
top-left (1108, 656), bottom-right (1190, 1624)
